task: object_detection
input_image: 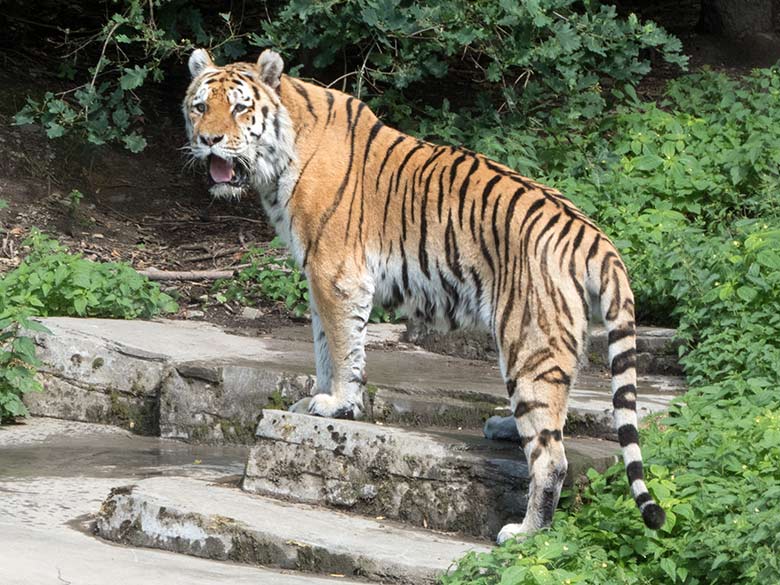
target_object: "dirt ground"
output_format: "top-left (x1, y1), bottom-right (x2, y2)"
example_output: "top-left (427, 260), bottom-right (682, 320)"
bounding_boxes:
top-left (0, 21), bottom-right (775, 330)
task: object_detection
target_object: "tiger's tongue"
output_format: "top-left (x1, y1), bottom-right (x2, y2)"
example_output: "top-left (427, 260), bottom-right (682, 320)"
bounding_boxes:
top-left (209, 156), bottom-right (234, 183)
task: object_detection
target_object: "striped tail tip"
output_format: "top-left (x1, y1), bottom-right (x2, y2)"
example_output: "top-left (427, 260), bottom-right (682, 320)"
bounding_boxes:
top-left (641, 501), bottom-right (666, 530)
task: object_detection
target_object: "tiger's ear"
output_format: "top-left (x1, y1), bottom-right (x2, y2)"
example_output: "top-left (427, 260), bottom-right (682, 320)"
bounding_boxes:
top-left (257, 49), bottom-right (284, 91)
top-left (188, 48), bottom-right (214, 78)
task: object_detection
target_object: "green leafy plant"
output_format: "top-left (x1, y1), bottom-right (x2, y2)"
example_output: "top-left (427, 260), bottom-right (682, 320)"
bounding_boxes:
top-left (215, 238), bottom-right (310, 318)
top-left (257, 0), bottom-right (685, 122)
top-left (13, 1), bottom-right (685, 150)
top-left (0, 310), bottom-right (47, 422)
top-left (12, 1), bottom-right (247, 151)
top-left (0, 231), bottom-right (179, 421)
top-left (1, 231), bottom-right (178, 319)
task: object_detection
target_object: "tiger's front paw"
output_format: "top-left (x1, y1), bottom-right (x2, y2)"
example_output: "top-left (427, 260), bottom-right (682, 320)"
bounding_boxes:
top-left (288, 396), bottom-right (312, 414)
top-left (307, 393), bottom-right (363, 420)
top-left (483, 415), bottom-right (520, 442)
top-left (496, 522), bottom-right (534, 545)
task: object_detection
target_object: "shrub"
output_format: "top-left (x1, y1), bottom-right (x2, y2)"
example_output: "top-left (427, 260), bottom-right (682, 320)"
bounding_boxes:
top-left (0, 311), bottom-right (47, 423)
top-left (0, 231), bottom-right (178, 319)
top-left (259, 0), bottom-right (685, 120)
top-left (12, 0), bottom-right (685, 150)
top-left (12, 1), bottom-right (246, 151)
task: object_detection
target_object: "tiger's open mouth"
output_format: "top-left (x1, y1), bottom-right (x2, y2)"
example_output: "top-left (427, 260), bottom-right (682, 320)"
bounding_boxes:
top-left (208, 155), bottom-right (248, 188)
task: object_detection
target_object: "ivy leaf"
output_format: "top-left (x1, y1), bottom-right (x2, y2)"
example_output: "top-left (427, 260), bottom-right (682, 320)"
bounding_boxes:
top-left (119, 65), bottom-right (148, 91)
top-left (122, 133), bottom-right (147, 153)
top-left (45, 123), bottom-right (66, 139)
top-left (555, 23), bottom-right (581, 53)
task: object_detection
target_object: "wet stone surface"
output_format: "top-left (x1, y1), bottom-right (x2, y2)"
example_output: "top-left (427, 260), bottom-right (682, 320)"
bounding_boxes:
top-left (0, 417), bottom-right (367, 585)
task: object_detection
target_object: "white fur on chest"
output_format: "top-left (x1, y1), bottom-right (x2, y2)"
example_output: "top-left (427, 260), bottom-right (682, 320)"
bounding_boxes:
top-left (253, 166), bottom-right (305, 266)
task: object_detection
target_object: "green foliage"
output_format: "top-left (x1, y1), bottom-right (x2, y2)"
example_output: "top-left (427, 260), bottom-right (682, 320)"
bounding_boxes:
top-left (68, 189), bottom-right (84, 212)
top-left (215, 238), bottom-right (310, 318)
top-left (0, 311), bottom-right (47, 422)
top-left (258, 0), bottom-right (685, 123)
top-left (414, 67), bottom-right (780, 323)
top-left (0, 231), bottom-right (178, 421)
top-left (441, 67), bottom-right (780, 585)
top-left (1, 231), bottom-right (178, 319)
top-left (14, 1), bottom-right (684, 150)
top-left (12, 1), bottom-right (246, 151)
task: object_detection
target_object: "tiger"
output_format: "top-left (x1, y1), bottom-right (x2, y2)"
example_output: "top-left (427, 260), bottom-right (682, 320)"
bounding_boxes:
top-left (182, 48), bottom-right (665, 543)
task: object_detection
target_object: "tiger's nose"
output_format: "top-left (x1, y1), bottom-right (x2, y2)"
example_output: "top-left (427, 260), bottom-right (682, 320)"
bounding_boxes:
top-left (199, 134), bottom-right (224, 146)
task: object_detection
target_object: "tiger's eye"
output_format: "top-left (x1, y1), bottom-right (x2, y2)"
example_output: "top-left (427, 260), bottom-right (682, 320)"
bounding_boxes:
top-left (234, 103), bottom-right (247, 113)
top-left (194, 103), bottom-right (206, 113)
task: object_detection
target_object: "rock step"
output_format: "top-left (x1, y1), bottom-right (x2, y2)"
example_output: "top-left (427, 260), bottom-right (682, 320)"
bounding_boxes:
top-left (27, 318), bottom-right (684, 442)
top-left (95, 476), bottom-right (489, 584)
top-left (402, 322), bottom-right (683, 375)
top-left (243, 410), bottom-right (618, 540)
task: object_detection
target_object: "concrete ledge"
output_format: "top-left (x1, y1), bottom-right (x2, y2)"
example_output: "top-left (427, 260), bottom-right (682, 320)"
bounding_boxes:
top-left (95, 476), bottom-right (489, 584)
top-left (26, 318), bottom-right (684, 441)
top-left (242, 410), bottom-right (618, 539)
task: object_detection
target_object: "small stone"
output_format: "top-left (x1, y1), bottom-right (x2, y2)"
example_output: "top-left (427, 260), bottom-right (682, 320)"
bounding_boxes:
top-left (241, 306), bottom-right (264, 320)
top-left (187, 310), bottom-right (205, 319)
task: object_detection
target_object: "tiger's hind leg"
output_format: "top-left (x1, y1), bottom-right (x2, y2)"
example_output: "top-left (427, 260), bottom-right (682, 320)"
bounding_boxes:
top-left (496, 358), bottom-right (575, 544)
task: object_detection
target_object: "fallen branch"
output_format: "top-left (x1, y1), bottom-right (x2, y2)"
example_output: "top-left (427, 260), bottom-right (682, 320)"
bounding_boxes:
top-left (182, 246), bottom-right (246, 263)
top-left (138, 268), bottom-right (238, 281)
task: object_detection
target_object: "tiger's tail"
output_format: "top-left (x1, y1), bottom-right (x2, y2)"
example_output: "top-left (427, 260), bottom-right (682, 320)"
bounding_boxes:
top-left (588, 245), bottom-right (665, 530)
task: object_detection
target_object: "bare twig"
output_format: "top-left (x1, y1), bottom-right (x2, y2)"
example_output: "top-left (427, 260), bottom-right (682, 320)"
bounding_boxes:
top-left (138, 268), bottom-right (238, 281)
top-left (209, 215), bottom-right (267, 225)
top-left (182, 246), bottom-right (245, 263)
top-left (89, 22), bottom-right (121, 95)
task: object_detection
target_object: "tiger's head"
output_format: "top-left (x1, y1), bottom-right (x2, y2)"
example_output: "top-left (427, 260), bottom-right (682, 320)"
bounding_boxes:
top-left (183, 49), bottom-right (295, 200)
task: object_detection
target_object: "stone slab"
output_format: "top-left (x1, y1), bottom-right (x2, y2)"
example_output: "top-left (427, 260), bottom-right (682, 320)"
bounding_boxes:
top-left (0, 418), bottom-right (362, 585)
top-left (95, 476), bottom-right (489, 584)
top-left (404, 321), bottom-right (683, 375)
top-left (243, 410), bottom-right (618, 539)
top-left (26, 318), bottom-right (685, 439)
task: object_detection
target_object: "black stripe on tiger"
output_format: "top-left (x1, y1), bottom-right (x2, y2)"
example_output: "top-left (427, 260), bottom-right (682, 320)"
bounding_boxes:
top-left (514, 400), bottom-right (549, 418)
top-left (626, 460), bottom-right (644, 483)
top-left (611, 349), bottom-right (637, 376)
top-left (608, 324), bottom-right (635, 345)
top-left (457, 158), bottom-right (480, 228)
top-left (613, 384), bottom-right (637, 410)
top-left (617, 424), bottom-right (639, 447)
top-left (291, 81), bottom-right (318, 122)
top-left (534, 366), bottom-right (571, 386)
